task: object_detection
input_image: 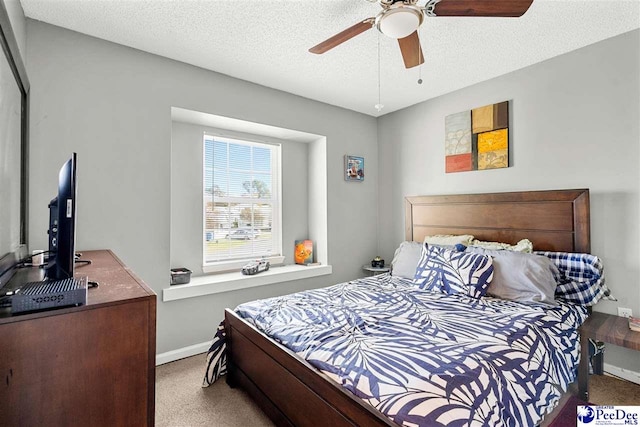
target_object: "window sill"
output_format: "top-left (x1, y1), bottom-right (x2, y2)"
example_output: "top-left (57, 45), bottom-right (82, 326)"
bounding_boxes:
top-left (162, 264), bottom-right (332, 302)
top-left (202, 255), bottom-right (286, 274)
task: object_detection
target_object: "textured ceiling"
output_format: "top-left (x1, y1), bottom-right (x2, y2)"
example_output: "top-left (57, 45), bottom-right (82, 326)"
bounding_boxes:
top-left (20, 0), bottom-right (640, 117)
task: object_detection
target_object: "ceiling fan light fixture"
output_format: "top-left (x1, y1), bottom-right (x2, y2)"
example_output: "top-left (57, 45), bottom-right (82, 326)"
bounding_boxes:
top-left (376, 6), bottom-right (423, 39)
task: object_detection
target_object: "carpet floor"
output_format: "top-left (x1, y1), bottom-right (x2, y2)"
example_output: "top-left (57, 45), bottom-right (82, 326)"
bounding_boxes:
top-left (589, 372), bottom-right (640, 405)
top-left (156, 354), bottom-right (273, 427)
top-left (156, 354), bottom-right (640, 426)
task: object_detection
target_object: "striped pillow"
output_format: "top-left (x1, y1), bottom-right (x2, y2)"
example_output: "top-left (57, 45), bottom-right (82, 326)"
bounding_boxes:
top-left (414, 243), bottom-right (494, 298)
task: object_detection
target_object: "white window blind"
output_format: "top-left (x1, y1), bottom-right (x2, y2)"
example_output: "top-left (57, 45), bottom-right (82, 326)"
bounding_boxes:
top-left (203, 135), bottom-right (281, 266)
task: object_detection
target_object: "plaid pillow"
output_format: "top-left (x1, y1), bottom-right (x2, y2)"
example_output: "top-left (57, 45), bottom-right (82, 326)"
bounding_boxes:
top-left (534, 251), bottom-right (615, 306)
top-left (414, 243), bottom-right (494, 298)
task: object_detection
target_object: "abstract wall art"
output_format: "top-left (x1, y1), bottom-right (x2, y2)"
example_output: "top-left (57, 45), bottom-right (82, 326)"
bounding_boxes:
top-left (444, 111), bottom-right (473, 172)
top-left (445, 101), bottom-right (509, 173)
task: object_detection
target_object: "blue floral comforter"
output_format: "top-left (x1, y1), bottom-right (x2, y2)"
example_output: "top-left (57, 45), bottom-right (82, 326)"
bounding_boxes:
top-left (203, 274), bottom-right (588, 426)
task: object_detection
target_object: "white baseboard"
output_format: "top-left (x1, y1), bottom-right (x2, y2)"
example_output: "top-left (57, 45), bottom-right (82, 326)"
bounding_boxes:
top-left (156, 341), bottom-right (211, 366)
top-left (603, 363), bottom-right (640, 385)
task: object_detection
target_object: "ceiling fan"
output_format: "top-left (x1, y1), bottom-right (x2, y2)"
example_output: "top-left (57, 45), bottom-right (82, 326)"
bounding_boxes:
top-left (309, 0), bottom-right (534, 69)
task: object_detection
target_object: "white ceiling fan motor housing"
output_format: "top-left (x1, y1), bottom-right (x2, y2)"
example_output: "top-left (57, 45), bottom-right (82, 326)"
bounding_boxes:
top-left (376, 4), bottom-right (424, 39)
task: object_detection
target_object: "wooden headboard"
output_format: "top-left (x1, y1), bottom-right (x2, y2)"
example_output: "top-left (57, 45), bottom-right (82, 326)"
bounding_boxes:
top-left (405, 189), bottom-right (590, 253)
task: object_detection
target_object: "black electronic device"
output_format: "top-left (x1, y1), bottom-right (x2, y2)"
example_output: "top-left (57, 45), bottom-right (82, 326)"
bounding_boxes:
top-left (10, 276), bottom-right (87, 314)
top-left (46, 153), bottom-right (77, 280)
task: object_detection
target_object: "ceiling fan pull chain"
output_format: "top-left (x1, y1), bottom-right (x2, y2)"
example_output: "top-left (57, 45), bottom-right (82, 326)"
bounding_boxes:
top-left (375, 32), bottom-right (384, 112)
top-left (417, 29), bottom-right (423, 84)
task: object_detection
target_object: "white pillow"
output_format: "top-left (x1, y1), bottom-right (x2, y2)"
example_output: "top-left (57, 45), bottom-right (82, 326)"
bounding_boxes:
top-left (469, 238), bottom-right (533, 253)
top-left (390, 241), bottom-right (423, 279)
top-left (423, 234), bottom-right (474, 247)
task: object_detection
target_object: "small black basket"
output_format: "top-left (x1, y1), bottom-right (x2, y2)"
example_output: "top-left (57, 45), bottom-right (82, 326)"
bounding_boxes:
top-left (170, 268), bottom-right (192, 285)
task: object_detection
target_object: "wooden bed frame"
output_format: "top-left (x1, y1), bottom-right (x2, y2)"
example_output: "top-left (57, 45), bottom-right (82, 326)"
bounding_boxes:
top-left (225, 189), bottom-right (591, 427)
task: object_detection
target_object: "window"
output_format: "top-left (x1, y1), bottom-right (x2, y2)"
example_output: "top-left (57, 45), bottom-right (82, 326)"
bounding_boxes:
top-left (170, 108), bottom-right (329, 291)
top-left (203, 135), bottom-right (281, 270)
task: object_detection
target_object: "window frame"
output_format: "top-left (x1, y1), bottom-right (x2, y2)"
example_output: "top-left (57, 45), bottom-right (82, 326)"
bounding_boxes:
top-left (202, 134), bottom-right (283, 273)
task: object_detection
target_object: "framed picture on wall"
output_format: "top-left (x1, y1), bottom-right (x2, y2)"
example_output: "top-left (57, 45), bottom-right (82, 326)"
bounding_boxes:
top-left (445, 100), bottom-right (509, 173)
top-left (345, 155), bottom-right (364, 181)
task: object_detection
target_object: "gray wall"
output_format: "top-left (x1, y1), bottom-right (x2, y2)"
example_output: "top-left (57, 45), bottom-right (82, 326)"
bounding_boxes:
top-left (378, 30), bottom-right (640, 373)
top-left (26, 20), bottom-right (378, 353)
top-left (170, 121), bottom-right (310, 273)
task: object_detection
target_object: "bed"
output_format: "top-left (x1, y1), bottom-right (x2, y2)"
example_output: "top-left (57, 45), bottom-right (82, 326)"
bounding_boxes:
top-left (205, 189), bottom-right (595, 426)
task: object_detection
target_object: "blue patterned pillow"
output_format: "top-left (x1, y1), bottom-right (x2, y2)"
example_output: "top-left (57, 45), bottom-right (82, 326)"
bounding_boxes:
top-left (414, 243), bottom-right (494, 298)
top-left (534, 251), bottom-right (615, 306)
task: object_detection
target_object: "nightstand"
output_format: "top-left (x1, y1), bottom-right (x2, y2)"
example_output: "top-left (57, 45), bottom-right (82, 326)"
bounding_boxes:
top-left (363, 265), bottom-right (390, 276)
top-left (578, 312), bottom-right (640, 401)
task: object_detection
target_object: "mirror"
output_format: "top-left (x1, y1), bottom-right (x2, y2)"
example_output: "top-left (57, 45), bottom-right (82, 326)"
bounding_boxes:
top-left (0, 2), bottom-right (29, 285)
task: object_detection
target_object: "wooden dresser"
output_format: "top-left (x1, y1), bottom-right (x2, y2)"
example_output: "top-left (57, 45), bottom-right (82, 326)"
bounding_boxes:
top-left (0, 250), bottom-right (156, 426)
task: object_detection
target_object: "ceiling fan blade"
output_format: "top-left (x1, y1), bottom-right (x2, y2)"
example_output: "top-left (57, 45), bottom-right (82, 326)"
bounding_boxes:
top-left (398, 31), bottom-right (424, 69)
top-left (431, 0), bottom-right (534, 17)
top-left (309, 19), bottom-right (374, 54)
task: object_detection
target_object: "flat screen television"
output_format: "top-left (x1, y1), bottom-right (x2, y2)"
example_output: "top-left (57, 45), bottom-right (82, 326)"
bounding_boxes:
top-left (45, 153), bottom-right (77, 280)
